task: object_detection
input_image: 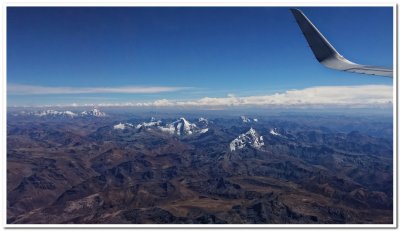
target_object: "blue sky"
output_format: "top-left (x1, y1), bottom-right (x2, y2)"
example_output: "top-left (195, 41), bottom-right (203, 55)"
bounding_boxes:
top-left (7, 7), bottom-right (393, 107)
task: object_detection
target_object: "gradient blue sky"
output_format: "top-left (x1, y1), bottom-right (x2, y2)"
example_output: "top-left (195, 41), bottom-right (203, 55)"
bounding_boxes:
top-left (7, 7), bottom-right (393, 106)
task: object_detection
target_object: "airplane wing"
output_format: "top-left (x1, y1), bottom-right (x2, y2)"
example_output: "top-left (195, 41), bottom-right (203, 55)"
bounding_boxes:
top-left (290, 8), bottom-right (393, 78)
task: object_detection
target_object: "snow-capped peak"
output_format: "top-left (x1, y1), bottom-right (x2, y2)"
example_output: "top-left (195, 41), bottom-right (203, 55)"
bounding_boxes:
top-left (17, 108), bottom-right (108, 118)
top-left (81, 108), bottom-right (106, 117)
top-left (170, 117), bottom-right (197, 135)
top-left (247, 127), bottom-right (257, 136)
top-left (198, 117), bottom-right (208, 123)
top-left (270, 128), bottom-right (281, 136)
top-left (159, 117), bottom-right (208, 136)
top-left (114, 123), bottom-right (126, 130)
top-left (269, 128), bottom-right (287, 139)
top-left (240, 116), bottom-right (258, 123)
top-left (112, 117), bottom-right (209, 135)
top-left (135, 118), bottom-right (162, 130)
top-left (197, 117), bottom-right (209, 128)
top-left (179, 117), bottom-right (190, 124)
top-left (241, 116), bottom-right (251, 123)
top-left (230, 128), bottom-right (264, 151)
top-left (113, 122), bottom-right (134, 130)
top-left (32, 110), bottom-right (78, 117)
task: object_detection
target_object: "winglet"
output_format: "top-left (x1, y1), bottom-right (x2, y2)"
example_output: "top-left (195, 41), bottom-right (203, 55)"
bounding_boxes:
top-left (290, 8), bottom-right (393, 78)
top-left (290, 8), bottom-right (341, 63)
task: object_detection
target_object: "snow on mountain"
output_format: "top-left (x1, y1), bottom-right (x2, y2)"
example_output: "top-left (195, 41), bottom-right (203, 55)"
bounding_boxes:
top-left (31, 110), bottom-right (78, 117)
top-left (270, 128), bottom-right (280, 136)
top-left (159, 117), bottom-right (208, 136)
top-left (240, 116), bottom-right (258, 123)
top-left (230, 128), bottom-right (264, 151)
top-left (21, 108), bottom-right (107, 118)
top-left (197, 117), bottom-right (209, 128)
top-left (161, 118), bottom-right (196, 135)
top-left (240, 116), bottom-right (251, 123)
top-left (199, 128), bottom-right (209, 134)
top-left (81, 108), bottom-right (106, 117)
top-left (113, 117), bottom-right (161, 131)
top-left (269, 128), bottom-right (286, 138)
top-left (135, 117), bottom-right (162, 130)
top-left (198, 117), bottom-right (208, 124)
top-left (113, 122), bottom-right (134, 130)
top-left (111, 117), bottom-right (209, 135)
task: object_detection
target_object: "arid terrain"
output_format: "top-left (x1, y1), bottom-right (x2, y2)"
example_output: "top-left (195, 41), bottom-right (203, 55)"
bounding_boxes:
top-left (7, 108), bottom-right (393, 224)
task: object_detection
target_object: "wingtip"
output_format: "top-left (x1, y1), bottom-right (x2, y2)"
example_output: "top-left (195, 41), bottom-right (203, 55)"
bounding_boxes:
top-left (290, 8), bottom-right (302, 14)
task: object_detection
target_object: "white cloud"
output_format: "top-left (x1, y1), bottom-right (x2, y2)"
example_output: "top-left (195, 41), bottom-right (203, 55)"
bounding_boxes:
top-left (153, 99), bottom-right (176, 107)
top-left (133, 85), bottom-right (393, 108)
top-left (7, 84), bottom-right (188, 95)
top-left (9, 85), bottom-right (393, 108)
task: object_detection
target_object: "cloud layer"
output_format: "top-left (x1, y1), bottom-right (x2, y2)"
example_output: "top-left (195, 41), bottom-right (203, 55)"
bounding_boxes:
top-left (8, 84), bottom-right (393, 108)
top-left (95, 85), bottom-right (392, 108)
top-left (7, 84), bottom-right (188, 95)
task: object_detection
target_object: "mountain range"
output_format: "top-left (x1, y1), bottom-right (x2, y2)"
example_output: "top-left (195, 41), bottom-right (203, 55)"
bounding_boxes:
top-left (113, 117), bottom-right (208, 136)
top-left (14, 108), bottom-right (107, 118)
top-left (6, 109), bottom-right (393, 224)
